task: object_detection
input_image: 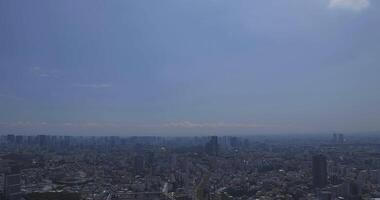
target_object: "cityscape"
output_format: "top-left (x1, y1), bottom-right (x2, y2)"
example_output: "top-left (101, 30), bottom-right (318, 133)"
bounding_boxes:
top-left (1, 0), bottom-right (380, 200)
top-left (2, 133), bottom-right (380, 200)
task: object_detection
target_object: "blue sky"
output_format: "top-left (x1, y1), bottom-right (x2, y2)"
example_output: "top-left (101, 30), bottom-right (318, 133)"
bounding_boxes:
top-left (0, 0), bottom-right (379, 135)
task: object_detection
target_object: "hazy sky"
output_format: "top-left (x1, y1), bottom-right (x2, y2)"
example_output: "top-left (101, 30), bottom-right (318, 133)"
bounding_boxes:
top-left (0, 0), bottom-right (379, 135)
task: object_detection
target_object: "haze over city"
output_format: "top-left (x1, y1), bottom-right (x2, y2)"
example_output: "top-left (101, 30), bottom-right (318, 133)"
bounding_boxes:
top-left (3, 1), bottom-right (380, 200)
top-left (1, 0), bottom-right (379, 135)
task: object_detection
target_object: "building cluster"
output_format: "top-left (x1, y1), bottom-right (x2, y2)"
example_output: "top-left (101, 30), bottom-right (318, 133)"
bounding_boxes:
top-left (0, 134), bottom-right (380, 200)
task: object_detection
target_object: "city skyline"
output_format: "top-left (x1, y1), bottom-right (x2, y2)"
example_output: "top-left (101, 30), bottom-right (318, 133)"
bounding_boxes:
top-left (1, 0), bottom-right (380, 135)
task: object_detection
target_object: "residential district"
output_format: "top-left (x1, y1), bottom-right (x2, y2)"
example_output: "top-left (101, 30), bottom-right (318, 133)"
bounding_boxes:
top-left (1, 133), bottom-right (380, 200)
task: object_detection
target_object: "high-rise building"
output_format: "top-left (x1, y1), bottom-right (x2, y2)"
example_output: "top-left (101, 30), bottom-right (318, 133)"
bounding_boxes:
top-left (6, 135), bottom-right (15, 144)
top-left (332, 133), bottom-right (337, 144)
top-left (3, 165), bottom-right (21, 200)
top-left (4, 174), bottom-right (21, 200)
top-left (15, 136), bottom-right (23, 145)
top-left (340, 180), bottom-right (362, 199)
top-left (205, 136), bottom-right (218, 156)
top-left (313, 154), bottom-right (328, 188)
top-left (229, 137), bottom-right (239, 148)
top-left (338, 134), bottom-right (344, 144)
top-left (37, 135), bottom-right (47, 147)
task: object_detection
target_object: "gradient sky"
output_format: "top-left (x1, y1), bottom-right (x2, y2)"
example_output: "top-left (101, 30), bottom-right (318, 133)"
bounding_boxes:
top-left (0, 0), bottom-right (379, 136)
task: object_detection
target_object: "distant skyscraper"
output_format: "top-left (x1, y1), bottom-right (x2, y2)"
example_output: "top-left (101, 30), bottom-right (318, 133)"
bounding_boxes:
top-left (37, 135), bottom-right (47, 147)
top-left (229, 137), bottom-right (239, 148)
top-left (313, 154), bottom-right (328, 188)
top-left (347, 181), bottom-right (361, 199)
top-left (338, 134), bottom-right (344, 144)
top-left (6, 135), bottom-right (15, 144)
top-left (205, 136), bottom-right (218, 156)
top-left (63, 136), bottom-right (71, 147)
top-left (3, 166), bottom-right (21, 200)
top-left (15, 136), bottom-right (23, 145)
top-left (332, 133), bottom-right (337, 144)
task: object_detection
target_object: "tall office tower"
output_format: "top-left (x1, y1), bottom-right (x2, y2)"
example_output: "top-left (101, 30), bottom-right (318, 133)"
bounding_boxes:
top-left (205, 136), bottom-right (218, 156)
top-left (347, 181), bottom-right (361, 199)
top-left (210, 136), bottom-right (218, 154)
top-left (332, 133), bottom-right (337, 144)
top-left (26, 136), bottom-right (33, 145)
top-left (6, 135), bottom-right (15, 144)
top-left (229, 137), bottom-right (239, 148)
top-left (219, 136), bottom-right (228, 151)
top-left (3, 166), bottom-right (21, 200)
top-left (338, 134), bottom-right (344, 144)
top-left (63, 136), bottom-right (71, 147)
top-left (15, 136), bottom-right (23, 145)
top-left (339, 180), bottom-right (362, 200)
top-left (37, 135), bottom-right (47, 147)
top-left (313, 154), bottom-right (328, 188)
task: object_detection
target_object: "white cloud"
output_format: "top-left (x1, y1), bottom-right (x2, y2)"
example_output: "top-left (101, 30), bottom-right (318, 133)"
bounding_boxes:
top-left (30, 67), bottom-right (57, 78)
top-left (31, 67), bottom-right (41, 71)
top-left (154, 121), bottom-right (269, 129)
top-left (329, 0), bottom-right (370, 11)
top-left (0, 121), bottom-right (270, 129)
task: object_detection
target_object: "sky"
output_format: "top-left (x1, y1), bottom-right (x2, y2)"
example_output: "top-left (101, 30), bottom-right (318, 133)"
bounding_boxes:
top-left (0, 0), bottom-right (379, 136)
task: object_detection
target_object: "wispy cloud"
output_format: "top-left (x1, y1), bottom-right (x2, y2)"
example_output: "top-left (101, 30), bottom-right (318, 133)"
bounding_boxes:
top-left (329, 0), bottom-right (370, 11)
top-left (31, 67), bottom-right (41, 71)
top-left (104, 121), bottom-right (266, 129)
top-left (30, 67), bottom-right (58, 78)
top-left (0, 121), bottom-right (274, 129)
top-left (73, 83), bottom-right (112, 89)
top-left (158, 121), bottom-right (267, 129)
